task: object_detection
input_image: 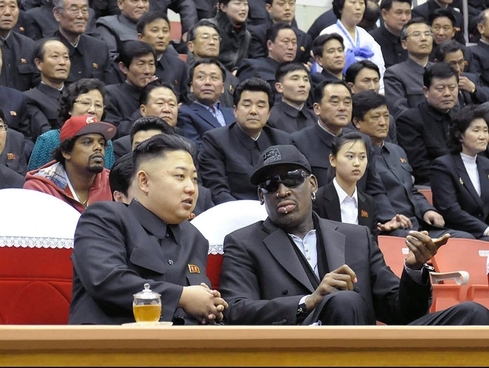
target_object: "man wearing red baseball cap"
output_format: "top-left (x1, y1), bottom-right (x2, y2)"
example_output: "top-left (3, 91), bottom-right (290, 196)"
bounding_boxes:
top-left (24, 115), bottom-right (117, 213)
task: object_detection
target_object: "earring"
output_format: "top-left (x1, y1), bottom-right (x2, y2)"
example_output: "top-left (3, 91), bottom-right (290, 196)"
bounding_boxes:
top-left (311, 191), bottom-right (316, 201)
top-left (259, 198), bottom-right (264, 205)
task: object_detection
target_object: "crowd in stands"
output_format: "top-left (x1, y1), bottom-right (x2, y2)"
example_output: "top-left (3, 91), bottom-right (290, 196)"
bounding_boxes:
top-left (3, 0), bottom-right (489, 325)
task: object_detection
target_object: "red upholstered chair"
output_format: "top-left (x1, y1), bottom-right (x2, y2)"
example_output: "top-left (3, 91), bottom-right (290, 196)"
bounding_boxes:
top-left (0, 188), bottom-right (80, 324)
top-left (191, 200), bottom-right (267, 290)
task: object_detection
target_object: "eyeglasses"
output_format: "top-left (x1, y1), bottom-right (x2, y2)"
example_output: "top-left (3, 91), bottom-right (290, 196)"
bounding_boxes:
top-left (74, 100), bottom-right (105, 111)
top-left (194, 33), bottom-right (221, 42)
top-left (405, 31), bottom-right (433, 38)
top-left (259, 169), bottom-right (309, 194)
top-left (60, 6), bottom-right (89, 15)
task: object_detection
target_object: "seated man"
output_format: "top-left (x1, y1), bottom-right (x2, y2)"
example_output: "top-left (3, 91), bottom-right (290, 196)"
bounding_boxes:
top-left (0, 111), bottom-right (27, 176)
top-left (177, 58), bottom-right (235, 152)
top-left (23, 115), bottom-right (116, 213)
top-left (310, 33), bottom-right (345, 88)
top-left (219, 143), bottom-right (489, 325)
top-left (109, 152), bottom-right (135, 204)
top-left (198, 77), bottom-right (290, 204)
top-left (268, 61), bottom-right (316, 133)
top-left (69, 134), bottom-right (228, 325)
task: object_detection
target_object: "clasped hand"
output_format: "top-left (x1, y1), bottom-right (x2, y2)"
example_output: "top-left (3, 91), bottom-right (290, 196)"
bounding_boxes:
top-left (180, 283), bottom-right (228, 324)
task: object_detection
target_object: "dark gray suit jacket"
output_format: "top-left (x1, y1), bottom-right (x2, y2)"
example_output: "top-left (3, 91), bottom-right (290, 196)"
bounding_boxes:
top-left (219, 214), bottom-right (432, 325)
top-left (69, 200), bottom-right (211, 325)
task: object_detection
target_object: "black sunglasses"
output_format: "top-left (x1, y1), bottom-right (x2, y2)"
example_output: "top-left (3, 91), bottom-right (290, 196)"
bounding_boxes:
top-left (259, 169), bottom-right (309, 194)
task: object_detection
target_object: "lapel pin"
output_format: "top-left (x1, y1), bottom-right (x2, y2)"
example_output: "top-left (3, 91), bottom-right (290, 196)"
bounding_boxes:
top-left (188, 264), bottom-right (200, 274)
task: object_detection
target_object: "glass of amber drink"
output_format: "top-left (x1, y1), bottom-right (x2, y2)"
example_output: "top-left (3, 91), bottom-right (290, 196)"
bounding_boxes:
top-left (133, 283), bottom-right (161, 324)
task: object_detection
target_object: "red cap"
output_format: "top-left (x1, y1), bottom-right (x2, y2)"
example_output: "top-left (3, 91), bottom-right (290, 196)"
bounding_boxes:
top-left (59, 115), bottom-right (117, 143)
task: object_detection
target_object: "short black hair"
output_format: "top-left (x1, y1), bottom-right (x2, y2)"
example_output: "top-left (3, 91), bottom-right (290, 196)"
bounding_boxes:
top-left (136, 11), bottom-right (170, 35)
top-left (313, 80), bottom-right (351, 104)
top-left (352, 90), bottom-right (387, 121)
top-left (118, 40), bottom-right (156, 69)
top-left (275, 61), bottom-right (309, 83)
top-left (266, 22), bottom-right (296, 43)
top-left (233, 77), bottom-right (275, 108)
top-left (53, 137), bottom-right (76, 165)
top-left (109, 152), bottom-right (133, 197)
top-left (344, 60), bottom-right (380, 84)
top-left (188, 58), bottom-right (226, 83)
top-left (331, 131), bottom-right (367, 157)
top-left (423, 62), bottom-right (459, 88)
top-left (139, 80), bottom-right (179, 106)
top-left (379, 0), bottom-right (412, 11)
top-left (311, 33), bottom-right (344, 58)
top-left (400, 17), bottom-right (430, 41)
top-left (132, 134), bottom-right (194, 172)
top-left (187, 19), bottom-right (221, 42)
top-left (433, 39), bottom-right (465, 61)
top-left (130, 116), bottom-right (175, 146)
top-left (448, 104), bottom-right (489, 153)
top-left (429, 8), bottom-right (456, 27)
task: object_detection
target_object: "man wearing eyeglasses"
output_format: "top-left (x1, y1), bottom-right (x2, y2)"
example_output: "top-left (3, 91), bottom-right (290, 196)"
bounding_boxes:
top-left (52, 0), bottom-right (113, 85)
top-left (218, 143), bottom-right (489, 326)
top-left (384, 18), bottom-right (434, 119)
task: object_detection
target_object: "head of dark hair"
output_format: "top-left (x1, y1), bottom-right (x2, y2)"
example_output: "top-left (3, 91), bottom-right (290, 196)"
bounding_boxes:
top-left (313, 80), bottom-right (351, 104)
top-left (344, 60), bottom-right (380, 84)
top-left (132, 133), bottom-right (194, 172)
top-left (130, 116), bottom-right (175, 146)
top-left (58, 78), bottom-right (107, 128)
top-left (109, 152), bottom-right (133, 197)
top-left (331, 131), bottom-right (367, 157)
top-left (311, 33), bottom-right (344, 58)
top-left (0, 107), bottom-right (6, 122)
top-left (448, 104), bottom-right (489, 153)
top-left (332, 0), bottom-right (346, 19)
top-left (187, 19), bottom-right (221, 42)
top-left (233, 77), bottom-right (275, 108)
top-left (352, 90), bottom-right (387, 121)
top-left (400, 17), bottom-right (429, 41)
top-left (53, 137), bottom-right (76, 164)
top-left (265, 22), bottom-right (295, 43)
top-left (188, 58), bottom-right (226, 83)
top-left (423, 61), bottom-right (459, 88)
top-left (136, 11), bottom-right (170, 35)
top-left (275, 62), bottom-right (310, 83)
top-left (118, 40), bottom-right (156, 69)
top-left (380, 0), bottom-right (412, 11)
top-left (429, 8), bottom-right (456, 27)
top-left (34, 37), bottom-right (63, 61)
top-left (433, 39), bottom-right (465, 61)
top-left (139, 80), bottom-right (179, 106)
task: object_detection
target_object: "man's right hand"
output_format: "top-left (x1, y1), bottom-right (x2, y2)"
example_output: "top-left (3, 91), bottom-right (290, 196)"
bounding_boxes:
top-left (180, 284), bottom-right (228, 324)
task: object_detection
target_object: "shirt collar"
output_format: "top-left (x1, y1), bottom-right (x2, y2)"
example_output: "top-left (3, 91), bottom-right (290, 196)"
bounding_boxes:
top-left (333, 177), bottom-right (358, 204)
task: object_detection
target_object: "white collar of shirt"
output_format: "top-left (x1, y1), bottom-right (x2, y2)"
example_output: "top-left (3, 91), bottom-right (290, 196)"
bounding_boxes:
top-left (333, 177), bottom-right (358, 204)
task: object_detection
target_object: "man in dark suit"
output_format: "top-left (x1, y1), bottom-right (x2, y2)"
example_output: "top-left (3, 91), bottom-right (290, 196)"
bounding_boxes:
top-left (268, 62), bottom-right (316, 133)
top-left (246, 0), bottom-right (268, 27)
top-left (69, 133), bottom-right (227, 325)
top-left (384, 18), bottom-right (434, 119)
top-left (236, 22), bottom-right (297, 104)
top-left (137, 11), bottom-right (188, 99)
top-left (0, 164), bottom-right (25, 189)
top-left (353, 90), bottom-right (474, 239)
top-left (434, 39), bottom-right (489, 106)
top-left (219, 143), bottom-right (489, 325)
top-left (310, 33), bottom-right (345, 89)
top-left (247, 0), bottom-right (312, 64)
top-left (177, 58), bottom-right (235, 151)
top-left (369, 0), bottom-right (411, 69)
top-left (24, 39), bottom-right (68, 142)
top-left (52, 0), bottom-right (113, 85)
top-left (194, 0), bottom-right (217, 20)
top-left (468, 9), bottom-right (489, 88)
top-left (291, 80), bottom-right (406, 228)
top-left (0, 116), bottom-right (27, 176)
top-left (198, 77), bottom-right (290, 205)
top-left (396, 62), bottom-right (459, 186)
top-left (185, 19), bottom-right (239, 108)
top-left (0, 0), bottom-right (39, 91)
top-left (104, 41), bottom-right (156, 126)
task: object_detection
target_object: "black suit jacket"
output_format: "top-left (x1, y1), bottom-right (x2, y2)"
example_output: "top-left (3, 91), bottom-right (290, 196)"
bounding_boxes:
top-left (314, 181), bottom-right (378, 237)
top-left (306, 9), bottom-right (337, 41)
top-left (268, 101), bottom-right (317, 134)
top-left (0, 128), bottom-right (27, 175)
top-left (431, 153), bottom-right (489, 238)
top-left (236, 57), bottom-right (281, 104)
top-left (0, 164), bottom-right (25, 189)
top-left (219, 214), bottom-right (432, 325)
top-left (198, 122), bottom-right (291, 204)
top-left (69, 200), bottom-right (211, 325)
top-left (369, 25), bottom-right (408, 69)
top-left (155, 52), bottom-right (188, 99)
top-left (104, 82), bottom-right (141, 126)
top-left (468, 41), bottom-right (489, 88)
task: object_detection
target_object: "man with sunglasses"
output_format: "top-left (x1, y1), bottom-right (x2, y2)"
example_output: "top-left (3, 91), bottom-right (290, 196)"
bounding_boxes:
top-left (219, 144), bottom-right (489, 326)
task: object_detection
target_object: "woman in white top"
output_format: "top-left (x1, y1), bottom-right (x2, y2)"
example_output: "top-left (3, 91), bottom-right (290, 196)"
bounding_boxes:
top-left (431, 105), bottom-right (489, 241)
top-left (320, 0), bottom-right (385, 93)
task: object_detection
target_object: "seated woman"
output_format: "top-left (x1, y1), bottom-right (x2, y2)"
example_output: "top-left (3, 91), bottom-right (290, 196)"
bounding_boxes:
top-left (27, 78), bottom-right (115, 171)
top-left (431, 104), bottom-right (489, 241)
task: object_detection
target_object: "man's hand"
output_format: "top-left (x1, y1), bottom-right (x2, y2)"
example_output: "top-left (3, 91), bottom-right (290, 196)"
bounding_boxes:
top-left (180, 284), bottom-right (228, 324)
top-left (423, 210), bottom-right (445, 227)
top-left (378, 214), bottom-right (413, 232)
top-left (404, 230), bottom-right (450, 270)
top-left (459, 75), bottom-right (476, 93)
top-left (306, 265), bottom-right (357, 311)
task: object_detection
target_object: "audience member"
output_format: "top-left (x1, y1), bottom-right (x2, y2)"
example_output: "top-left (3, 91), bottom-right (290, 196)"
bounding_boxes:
top-left (198, 77), bottom-right (290, 204)
top-left (25, 38), bottom-right (70, 142)
top-left (177, 58), bottom-right (235, 151)
top-left (194, 0), bottom-right (218, 20)
top-left (310, 33), bottom-right (345, 87)
top-left (384, 18), bottom-right (434, 119)
top-left (431, 104), bottom-right (489, 241)
top-left (109, 151), bottom-right (135, 204)
top-left (219, 143), bottom-right (489, 325)
top-left (69, 133), bottom-right (228, 325)
top-left (148, 0), bottom-right (198, 44)
top-left (429, 8), bottom-right (458, 58)
top-left (23, 115), bottom-right (116, 213)
top-left (0, 108), bottom-right (27, 176)
top-left (246, 0), bottom-right (268, 27)
top-left (268, 62), bottom-right (316, 133)
top-left (369, 0), bottom-right (411, 68)
top-left (469, 9), bottom-right (489, 89)
top-left (307, 8), bottom-right (336, 42)
top-left (358, 0), bottom-right (381, 32)
top-left (0, 164), bottom-right (25, 189)
top-left (396, 62), bottom-right (459, 185)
